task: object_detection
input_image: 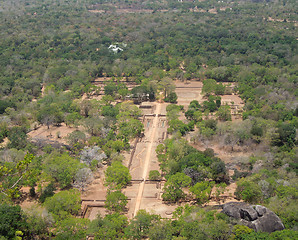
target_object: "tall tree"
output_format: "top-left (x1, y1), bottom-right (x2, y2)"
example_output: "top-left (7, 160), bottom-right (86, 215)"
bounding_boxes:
top-left (105, 161), bottom-right (131, 190)
top-left (105, 190), bottom-right (128, 213)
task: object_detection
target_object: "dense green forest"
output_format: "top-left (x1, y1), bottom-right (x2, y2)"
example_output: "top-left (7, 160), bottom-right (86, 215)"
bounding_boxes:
top-left (0, 0), bottom-right (297, 239)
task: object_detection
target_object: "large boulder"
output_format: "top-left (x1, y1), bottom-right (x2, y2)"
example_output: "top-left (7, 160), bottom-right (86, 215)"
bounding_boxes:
top-left (222, 202), bottom-right (284, 233)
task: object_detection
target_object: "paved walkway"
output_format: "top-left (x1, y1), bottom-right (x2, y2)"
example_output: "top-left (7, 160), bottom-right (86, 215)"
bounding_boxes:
top-left (133, 103), bottom-right (161, 216)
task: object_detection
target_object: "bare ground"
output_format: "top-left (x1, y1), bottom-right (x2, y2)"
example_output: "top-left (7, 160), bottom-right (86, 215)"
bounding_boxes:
top-left (28, 123), bottom-right (85, 145)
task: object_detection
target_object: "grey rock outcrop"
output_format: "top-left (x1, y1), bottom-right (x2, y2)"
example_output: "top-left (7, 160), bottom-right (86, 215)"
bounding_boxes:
top-left (222, 202), bottom-right (284, 233)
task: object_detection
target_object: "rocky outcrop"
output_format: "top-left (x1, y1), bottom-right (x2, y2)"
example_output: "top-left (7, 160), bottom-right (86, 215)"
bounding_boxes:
top-left (222, 202), bottom-right (284, 233)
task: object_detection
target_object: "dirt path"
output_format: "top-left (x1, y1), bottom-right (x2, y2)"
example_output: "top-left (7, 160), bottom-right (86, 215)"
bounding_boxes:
top-left (133, 103), bottom-right (161, 217)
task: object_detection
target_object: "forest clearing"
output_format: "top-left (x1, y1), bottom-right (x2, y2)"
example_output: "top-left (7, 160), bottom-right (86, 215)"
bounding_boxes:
top-left (23, 79), bottom-right (246, 221)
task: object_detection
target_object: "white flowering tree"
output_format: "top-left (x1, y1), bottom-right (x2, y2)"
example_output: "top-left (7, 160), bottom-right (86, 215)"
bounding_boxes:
top-left (73, 168), bottom-right (94, 192)
top-left (80, 146), bottom-right (107, 167)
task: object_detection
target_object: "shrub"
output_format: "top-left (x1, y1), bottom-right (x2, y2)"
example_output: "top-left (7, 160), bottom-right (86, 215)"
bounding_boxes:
top-left (39, 183), bottom-right (55, 203)
top-left (149, 170), bottom-right (161, 181)
top-left (235, 178), bottom-right (263, 203)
